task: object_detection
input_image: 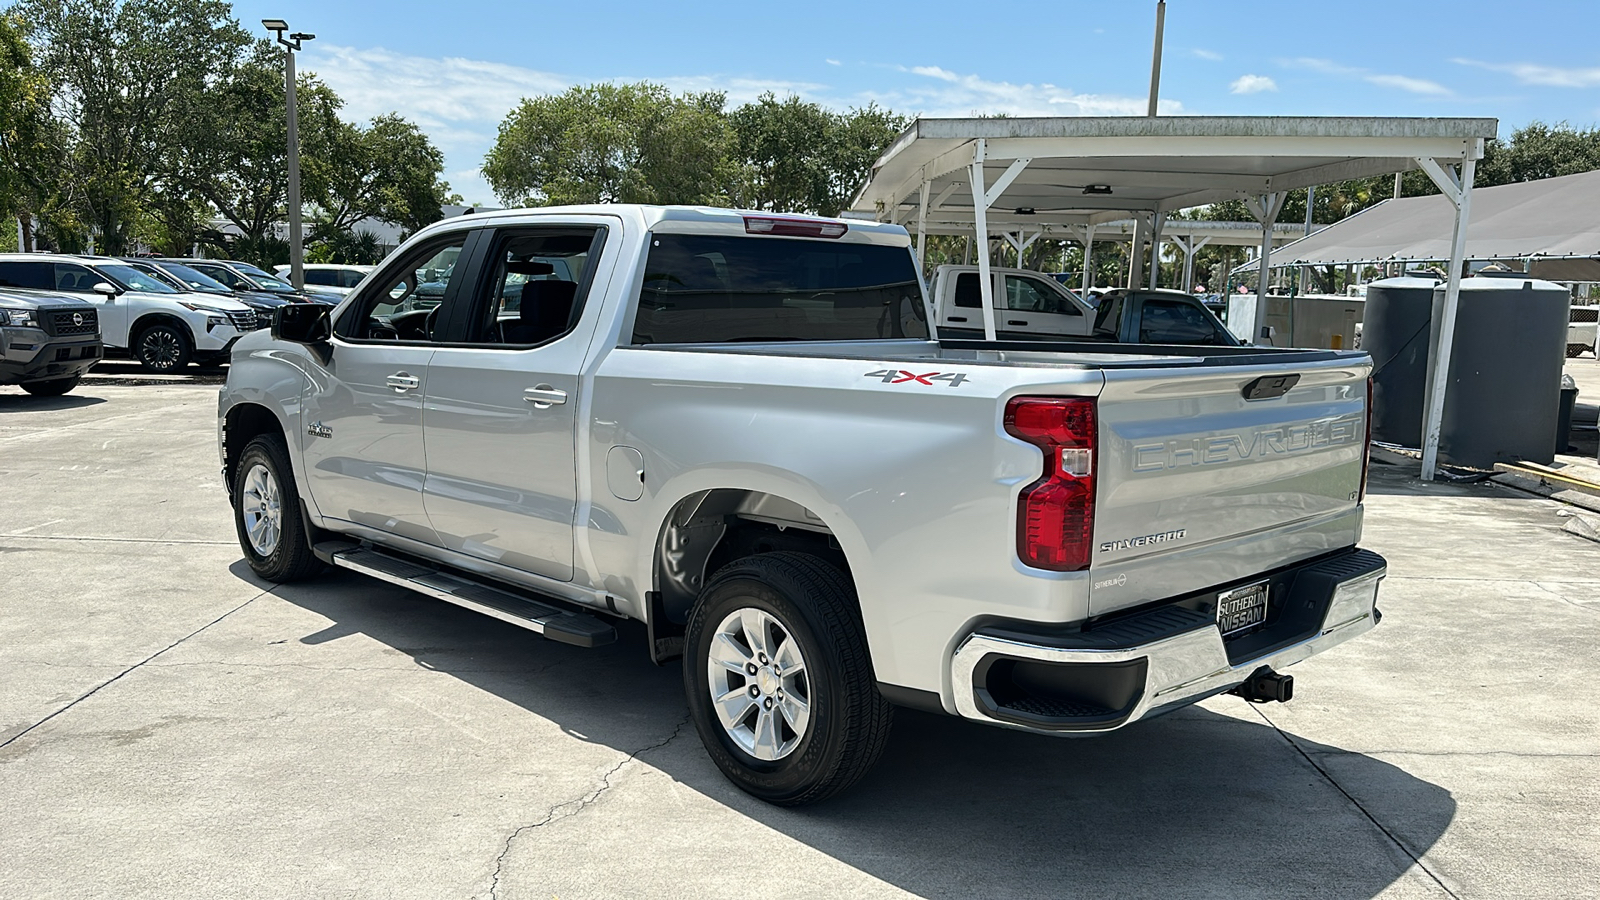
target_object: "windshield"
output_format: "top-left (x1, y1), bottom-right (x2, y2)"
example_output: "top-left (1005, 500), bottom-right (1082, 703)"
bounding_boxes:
top-left (157, 263), bottom-right (233, 295)
top-left (97, 263), bottom-right (179, 294)
top-left (633, 234), bottom-right (928, 344)
top-left (233, 262), bottom-right (295, 289)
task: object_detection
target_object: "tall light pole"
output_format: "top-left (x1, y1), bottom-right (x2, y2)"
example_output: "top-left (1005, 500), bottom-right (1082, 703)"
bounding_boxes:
top-left (263, 19), bottom-right (314, 291)
top-left (1147, 0), bottom-right (1166, 117)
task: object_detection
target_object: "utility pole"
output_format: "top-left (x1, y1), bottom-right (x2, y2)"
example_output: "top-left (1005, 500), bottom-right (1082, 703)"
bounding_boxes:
top-left (263, 19), bottom-right (315, 291)
top-left (1148, 0), bottom-right (1166, 116)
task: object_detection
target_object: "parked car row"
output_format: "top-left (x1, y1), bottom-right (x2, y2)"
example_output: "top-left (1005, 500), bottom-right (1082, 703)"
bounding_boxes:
top-left (0, 254), bottom-right (340, 374)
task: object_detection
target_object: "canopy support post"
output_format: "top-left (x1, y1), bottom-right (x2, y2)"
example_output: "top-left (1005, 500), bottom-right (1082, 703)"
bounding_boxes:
top-left (1080, 224), bottom-right (1097, 296)
top-left (1418, 155), bottom-right (1477, 481)
top-left (1148, 208), bottom-right (1168, 289)
top-left (915, 179), bottom-right (930, 270)
top-left (968, 141), bottom-right (1030, 342)
top-left (1244, 191), bottom-right (1287, 344)
top-left (1127, 214), bottom-right (1149, 288)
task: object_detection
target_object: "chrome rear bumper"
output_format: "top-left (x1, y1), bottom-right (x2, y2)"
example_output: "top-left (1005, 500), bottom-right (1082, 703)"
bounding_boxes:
top-left (951, 550), bottom-right (1386, 734)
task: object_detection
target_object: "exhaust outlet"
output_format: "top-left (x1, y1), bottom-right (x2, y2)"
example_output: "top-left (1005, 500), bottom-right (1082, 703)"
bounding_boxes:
top-left (1232, 667), bottom-right (1294, 704)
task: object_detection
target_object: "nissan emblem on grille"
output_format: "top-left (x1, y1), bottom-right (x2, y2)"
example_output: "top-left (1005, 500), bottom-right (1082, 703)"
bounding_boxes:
top-left (72, 313), bottom-right (84, 326)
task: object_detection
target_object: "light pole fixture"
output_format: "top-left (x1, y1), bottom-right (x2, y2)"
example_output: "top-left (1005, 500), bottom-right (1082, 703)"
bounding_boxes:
top-left (263, 19), bottom-right (314, 291)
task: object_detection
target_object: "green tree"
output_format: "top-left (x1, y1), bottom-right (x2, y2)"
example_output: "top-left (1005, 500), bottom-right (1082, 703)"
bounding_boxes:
top-left (0, 12), bottom-right (53, 248)
top-left (13, 0), bottom-right (252, 254)
top-left (483, 82), bottom-right (733, 206)
top-left (728, 94), bottom-right (906, 215)
top-left (304, 112), bottom-right (448, 240)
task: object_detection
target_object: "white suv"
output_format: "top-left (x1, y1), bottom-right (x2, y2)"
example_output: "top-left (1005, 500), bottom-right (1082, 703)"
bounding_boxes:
top-left (272, 263), bottom-right (374, 296)
top-left (0, 255), bottom-right (256, 372)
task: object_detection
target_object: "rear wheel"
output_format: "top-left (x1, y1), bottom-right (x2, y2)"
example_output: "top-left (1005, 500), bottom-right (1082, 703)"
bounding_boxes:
top-left (1566, 343), bottom-right (1587, 359)
top-left (135, 322), bottom-right (192, 372)
top-left (684, 551), bottom-right (892, 806)
top-left (232, 434), bottom-right (321, 582)
top-left (20, 375), bottom-right (80, 396)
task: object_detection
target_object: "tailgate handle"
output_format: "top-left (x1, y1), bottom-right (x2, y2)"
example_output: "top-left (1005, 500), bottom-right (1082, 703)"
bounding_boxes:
top-left (1241, 374), bottom-right (1300, 401)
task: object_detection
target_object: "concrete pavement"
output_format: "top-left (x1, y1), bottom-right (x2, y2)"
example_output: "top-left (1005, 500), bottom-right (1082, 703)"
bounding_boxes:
top-left (1, 379), bottom-right (1596, 899)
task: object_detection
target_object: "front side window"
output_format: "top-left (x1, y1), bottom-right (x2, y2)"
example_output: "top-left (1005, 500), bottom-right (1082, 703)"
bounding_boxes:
top-left (633, 234), bottom-right (927, 344)
top-left (193, 264), bottom-right (247, 291)
top-left (1006, 276), bottom-right (1080, 316)
top-left (92, 263), bottom-right (178, 293)
top-left (469, 230), bottom-right (597, 346)
top-left (53, 264), bottom-right (101, 292)
top-left (337, 236), bottom-right (469, 342)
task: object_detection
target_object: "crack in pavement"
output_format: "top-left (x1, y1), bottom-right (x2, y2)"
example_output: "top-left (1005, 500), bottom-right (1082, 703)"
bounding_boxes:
top-left (1524, 581), bottom-right (1600, 615)
top-left (0, 590), bottom-right (269, 753)
top-left (487, 716), bottom-right (691, 900)
top-left (1249, 704), bottom-right (1461, 900)
top-left (0, 534), bottom-right (235, 546)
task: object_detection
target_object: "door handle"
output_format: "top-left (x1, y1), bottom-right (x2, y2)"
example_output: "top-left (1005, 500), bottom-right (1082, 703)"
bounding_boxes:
top-left (1007, 319), bottom-right (1028, 326)
top-left (386, 372), bottom-right (420, 392)
top-left (947, 316), bottom-right (968, 323)
top-left (523, 385), bottom-right (568, 408)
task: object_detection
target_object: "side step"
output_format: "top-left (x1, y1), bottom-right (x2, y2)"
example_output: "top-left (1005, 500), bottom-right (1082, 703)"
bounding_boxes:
top-left (316, 542), bottom-right (617, 648)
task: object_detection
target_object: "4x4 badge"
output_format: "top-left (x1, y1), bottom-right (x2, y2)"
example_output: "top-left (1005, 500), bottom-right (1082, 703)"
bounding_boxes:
top-left (307, 421), bottom-right (333, 439)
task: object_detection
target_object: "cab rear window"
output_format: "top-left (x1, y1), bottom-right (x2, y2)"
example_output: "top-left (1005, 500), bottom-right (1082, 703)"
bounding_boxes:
top-left (632, 234), bottom-right (928, 344)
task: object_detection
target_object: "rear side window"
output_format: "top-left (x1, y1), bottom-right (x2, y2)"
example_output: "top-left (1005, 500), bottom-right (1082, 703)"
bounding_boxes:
top-left (0, 261), bottom-right (52, 289)
top-left (304, 270), bottom-right (337, 286)
top-left (633, 234), bottom-right (928, 344)
top-left (1139, 298), bottom-right (1228, 345)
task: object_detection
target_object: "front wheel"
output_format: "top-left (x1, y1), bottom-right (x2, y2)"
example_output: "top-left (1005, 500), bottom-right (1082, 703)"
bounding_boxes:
top-left (232, 434), bottom-right (321, 582)
top-left (21, 375), bottom-right (81, 396)
top-left (135, 322), bottom-right (192, 372)
top-left (684, 551), bottom-right (893, 806)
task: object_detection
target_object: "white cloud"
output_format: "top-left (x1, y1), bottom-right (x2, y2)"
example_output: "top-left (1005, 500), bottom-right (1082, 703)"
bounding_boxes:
top-left (1192, 48), bottom-right (1223, 61)
top-left (1229, 74), bottom-right (1277, 95)
top-left (887, 65), bottom-right (1182, 116)
top-left (1453, 57), bottom-right (1600, 88)
top-left (1364, 73), bottom-right (1451, 96)
top-left (826, 58), bottom-right (842, 66)
top-left (1279, 56), bottom-right (1454, 96)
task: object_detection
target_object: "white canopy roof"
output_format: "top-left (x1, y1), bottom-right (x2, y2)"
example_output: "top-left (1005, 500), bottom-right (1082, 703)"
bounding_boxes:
top-left (1236, 167), bottom-right (1600, 269)
top-left (850, 116), bottom-right (1497, 230)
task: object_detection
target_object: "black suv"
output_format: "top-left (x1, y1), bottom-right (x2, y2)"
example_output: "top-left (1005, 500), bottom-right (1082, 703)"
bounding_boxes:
top-left (0, 289), bottom-right (103, 396)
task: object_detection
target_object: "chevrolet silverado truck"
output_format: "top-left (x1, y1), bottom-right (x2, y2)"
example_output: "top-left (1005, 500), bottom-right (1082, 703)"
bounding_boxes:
top-left (1, 288), bottom-right (102, 395)
top-left (217, 205), bottom-right (1385, 805)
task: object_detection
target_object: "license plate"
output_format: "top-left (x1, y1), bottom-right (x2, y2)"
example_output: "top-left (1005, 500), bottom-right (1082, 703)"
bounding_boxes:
top-left (1217, 581), bottom-right (1269, 636)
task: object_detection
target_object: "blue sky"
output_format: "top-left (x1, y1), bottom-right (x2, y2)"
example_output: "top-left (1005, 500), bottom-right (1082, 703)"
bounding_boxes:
top-left (234, 0), bottom-right (1600, 205)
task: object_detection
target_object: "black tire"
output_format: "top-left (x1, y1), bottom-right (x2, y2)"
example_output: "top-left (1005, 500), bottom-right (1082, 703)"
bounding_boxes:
top-left (20, 375), bottom-right (81, 396)
top-left (683, 551), bottom-right (893, 806)
top-left (231, 434), bottom-right (321, 582)
top-left (1566, 344), bottom-right (1587, 359)
top-left (134, 322), bottom-right (192, 372)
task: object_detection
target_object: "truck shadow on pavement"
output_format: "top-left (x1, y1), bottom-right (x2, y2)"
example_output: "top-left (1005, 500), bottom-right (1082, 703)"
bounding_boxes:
top-left (0, 391), bottom-right (106, 410)
top-left (263, 565), bottom-right (1455, 900)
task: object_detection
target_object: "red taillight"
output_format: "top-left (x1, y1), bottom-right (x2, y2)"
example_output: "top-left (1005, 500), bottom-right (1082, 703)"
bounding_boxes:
top-left (1360, 376), bottom-right (1373, 501)
top-left (743, 215), bottom-right (848, 238)
top-left (1004, 397), bottom-right (1097, 571)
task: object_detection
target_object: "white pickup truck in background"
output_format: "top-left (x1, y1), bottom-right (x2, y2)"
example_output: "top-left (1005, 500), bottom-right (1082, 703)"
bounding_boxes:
top-left (218, 206), bottom-right (1385, 806)
top-left (929, 264), bottom-right (1236, 345)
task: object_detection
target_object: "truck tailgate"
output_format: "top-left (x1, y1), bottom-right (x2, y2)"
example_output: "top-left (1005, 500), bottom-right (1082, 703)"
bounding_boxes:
top-left (1089, 356), bottom-right (1370, 616)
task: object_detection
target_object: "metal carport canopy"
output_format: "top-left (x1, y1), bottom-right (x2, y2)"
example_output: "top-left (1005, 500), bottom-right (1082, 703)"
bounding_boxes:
top-left (848, 114), bottom-right (1499, 482)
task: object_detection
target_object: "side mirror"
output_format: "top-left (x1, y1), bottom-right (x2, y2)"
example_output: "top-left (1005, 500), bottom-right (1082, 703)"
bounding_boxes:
top-left (273, 302), bottom-right (332, 345)
top-left (92, 282), bottom-right (120, 298)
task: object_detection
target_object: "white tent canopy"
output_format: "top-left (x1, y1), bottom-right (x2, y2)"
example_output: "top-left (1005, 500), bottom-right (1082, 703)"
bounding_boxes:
top-left (1235, 167), bottom-right (1600, 269)
top-left (848, 114), bottom-right (1500, 481)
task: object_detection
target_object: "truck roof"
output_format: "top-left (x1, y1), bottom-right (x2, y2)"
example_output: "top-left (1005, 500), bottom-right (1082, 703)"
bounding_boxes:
top-left (421, 204), bottom-right (913, 246)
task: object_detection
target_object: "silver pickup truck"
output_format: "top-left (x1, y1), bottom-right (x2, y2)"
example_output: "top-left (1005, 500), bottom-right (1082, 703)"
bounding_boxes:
top-left (217, 205), bottom-right (1385, 805)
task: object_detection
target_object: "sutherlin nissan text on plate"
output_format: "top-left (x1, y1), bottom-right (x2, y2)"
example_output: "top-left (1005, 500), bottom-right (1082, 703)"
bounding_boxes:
top-left (216, 205), bottom-right (1385, 805)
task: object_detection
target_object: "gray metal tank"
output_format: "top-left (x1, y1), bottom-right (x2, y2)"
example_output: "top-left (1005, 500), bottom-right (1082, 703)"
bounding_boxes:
top-left (1362, 277), bottom-right (1439, 447)
top-left (1428, 276), bottom-right (1570, 468)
